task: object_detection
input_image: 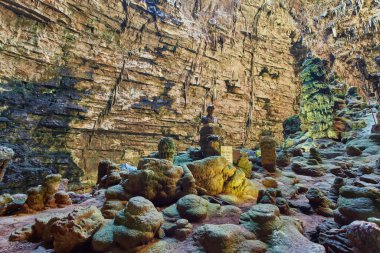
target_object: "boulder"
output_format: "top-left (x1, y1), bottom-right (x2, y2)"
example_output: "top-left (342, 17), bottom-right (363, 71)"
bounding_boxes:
top-left (277, 150), bottom-right (291, 168)
top-left (49, 206), bottom-right (104, 253)
top-left (101, 200), bottom-right (127, 219)
top-left (334, 186), bottom-right (380, 225)
top-left (176, 194), bottom-right (210, 222)
top-left (0, 146), bottom-right (14, 182)
top-left (9, 225), bottom-right (33, 241)
top-left (328, 177), bottom-right (345, 203)
top-left (236, 152), bottom-right (253, 178)
top-left (359, 165), bottom-right (374, 175)
top-left (24, 174), bottom-right (71, 211)
top-left (306, 188), bottom-right (335, 217)
top-left (240, 204), bottom-right (283, 241)
top-left (270, 216), bottom-right (326, 253)
top-left (163, 194), bottom-right (241, 222)
top-left (194, 224), bottom-right (267, 253)
top-left (0, 193), bottom-right (25, 216)
top-left (186, 156), bottom-right (257, 200)
top-left (289, 148), bottom-right (303, 157)
top-left (92, 197), bottom-right (164, 252)
top-left (199, 125), bottom-right (224, 157)
top-left (309, 148), bottom-right (322, 163)
top-left (54, 191), bottom-right (72, 207)
top-left (104, 158), bottom-right (197, 212)
top-left (292, 162), bottom-right (326, 177)
top-left (128, 158), bottom-right (196, 205)
top-left (319, 221), bottom-right (380, 253)
top-left (257, 189), bottom-right (290, 215)
top-left (240, 204), bottom-right (324, 252)
top-left (346, 146), bottom-right (362, 156)
top-left (260, 136), bottom-right (277, 172)
top-left (158, 137), bottom-right (177, 162)
top-left (261, 177), bottom-right (278, 188)
top-left (162, 219), bottom-right (192, 241)
top-left (97, 160), bottom-right (121, 187)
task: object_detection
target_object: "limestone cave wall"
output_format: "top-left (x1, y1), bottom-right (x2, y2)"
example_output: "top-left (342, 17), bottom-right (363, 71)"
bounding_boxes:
top-left (0, 0), bottom-right (301, 189)
top-left (288, 0), bottom-right (380, 100)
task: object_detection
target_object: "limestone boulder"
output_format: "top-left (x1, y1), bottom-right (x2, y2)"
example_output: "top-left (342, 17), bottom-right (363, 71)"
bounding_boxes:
top-left (194, 224), bottom-right (267, 253)
top-left (346, 145), bottom-right (362, 156)
top-left (127, 158), bottom-right (196, 205)
top-left (270, 217), bottom-right (326, 253)
top-left (0, 193), bottom-right (25, 216)
top-left (236, 153), bottom-right (253, 178)
top-left (92, 197), bottom-right (164, 252)
top-left (9, 225), bottom-right (33, 241)
top-left (186, 156), bottom-right (257, 201)
top-left (257, 189), bottom-right (290, 215)
top-left (240, 204), bottom-right (283, 241)
top-left (97, 160), bottom-right (122, 188)
top-left (50, 206), bottom-right (104, 253)
top-left (260, 136), bottom-right (277, 172)
top-left (103, 158), bottom-right (196, 216)
top-left (199, 125), bottom-right (224, 157)
top-left (292, 162), bottom-right (326, 177)
top-left (334, 186), bottom-right (380, 225)
top-left (240, 204), bottom-right (325, 253)
top-left (306, 188), bottom-right (336, 217)
top-left (158, 137), bottom-right (177, 162)
top-left (319, 221), bottom-right (380, 253)
top-left (162, 219), bottom-right (193, 241)
top-left (23, 174), bottom-right (71, 211)
top-left (163, 194), bottom-right (241, 222)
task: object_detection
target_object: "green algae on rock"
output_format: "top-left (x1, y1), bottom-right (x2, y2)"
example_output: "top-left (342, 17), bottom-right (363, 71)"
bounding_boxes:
top-left (299, 57), bottom-right (337, 139)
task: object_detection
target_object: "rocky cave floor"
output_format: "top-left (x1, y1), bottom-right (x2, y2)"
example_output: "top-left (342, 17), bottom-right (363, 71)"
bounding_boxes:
top-left (0, 99), bottom-right (380, 253)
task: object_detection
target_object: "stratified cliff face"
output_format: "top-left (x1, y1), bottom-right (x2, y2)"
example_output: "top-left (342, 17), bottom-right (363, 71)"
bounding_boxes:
top-left (0, 0), bottom-right (300, 189)
top-left (288, 0), bottom-right (380, 99)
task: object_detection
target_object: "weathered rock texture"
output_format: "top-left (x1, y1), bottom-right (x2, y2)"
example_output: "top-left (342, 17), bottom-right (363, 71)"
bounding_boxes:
top-left (288, 0), bottom-right (380, 101)
top-left (0, 146), bottom-right (14, 182)
top-left (0, 0), bottom-right (301, 188)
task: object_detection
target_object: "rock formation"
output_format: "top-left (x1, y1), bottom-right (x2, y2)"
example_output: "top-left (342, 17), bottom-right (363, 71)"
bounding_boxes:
top-left (194, 224), bottom-right (267, 253)
top-left (92, 197), bottom-right (164, 252)
top-left (260, 134), bottom-right (277, 173)
top-left (102, 155), bottom-right (196, 218)
top-left (10, 206), bottom-right (104, 253)
top-left (0, 146), bottom-right (14, 182)
top-left (240, 204), bottom-right (325, 252)
top-left (306, 187), bottom-right (336, 217)
top-left (97, 159), bottom-right (123, 188)
top-left (23, 174), bottom-right (72, 212)
top-left (319, 221), bottom-right (380, 253)
top-left (163, 194), bottom-right (241, 223)
top-left (158, 137), bottom-right (177, 162)
top-left (186, 156), bottom-right (258, 202)
top-left (334, 186), bottom-right (380, 225)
